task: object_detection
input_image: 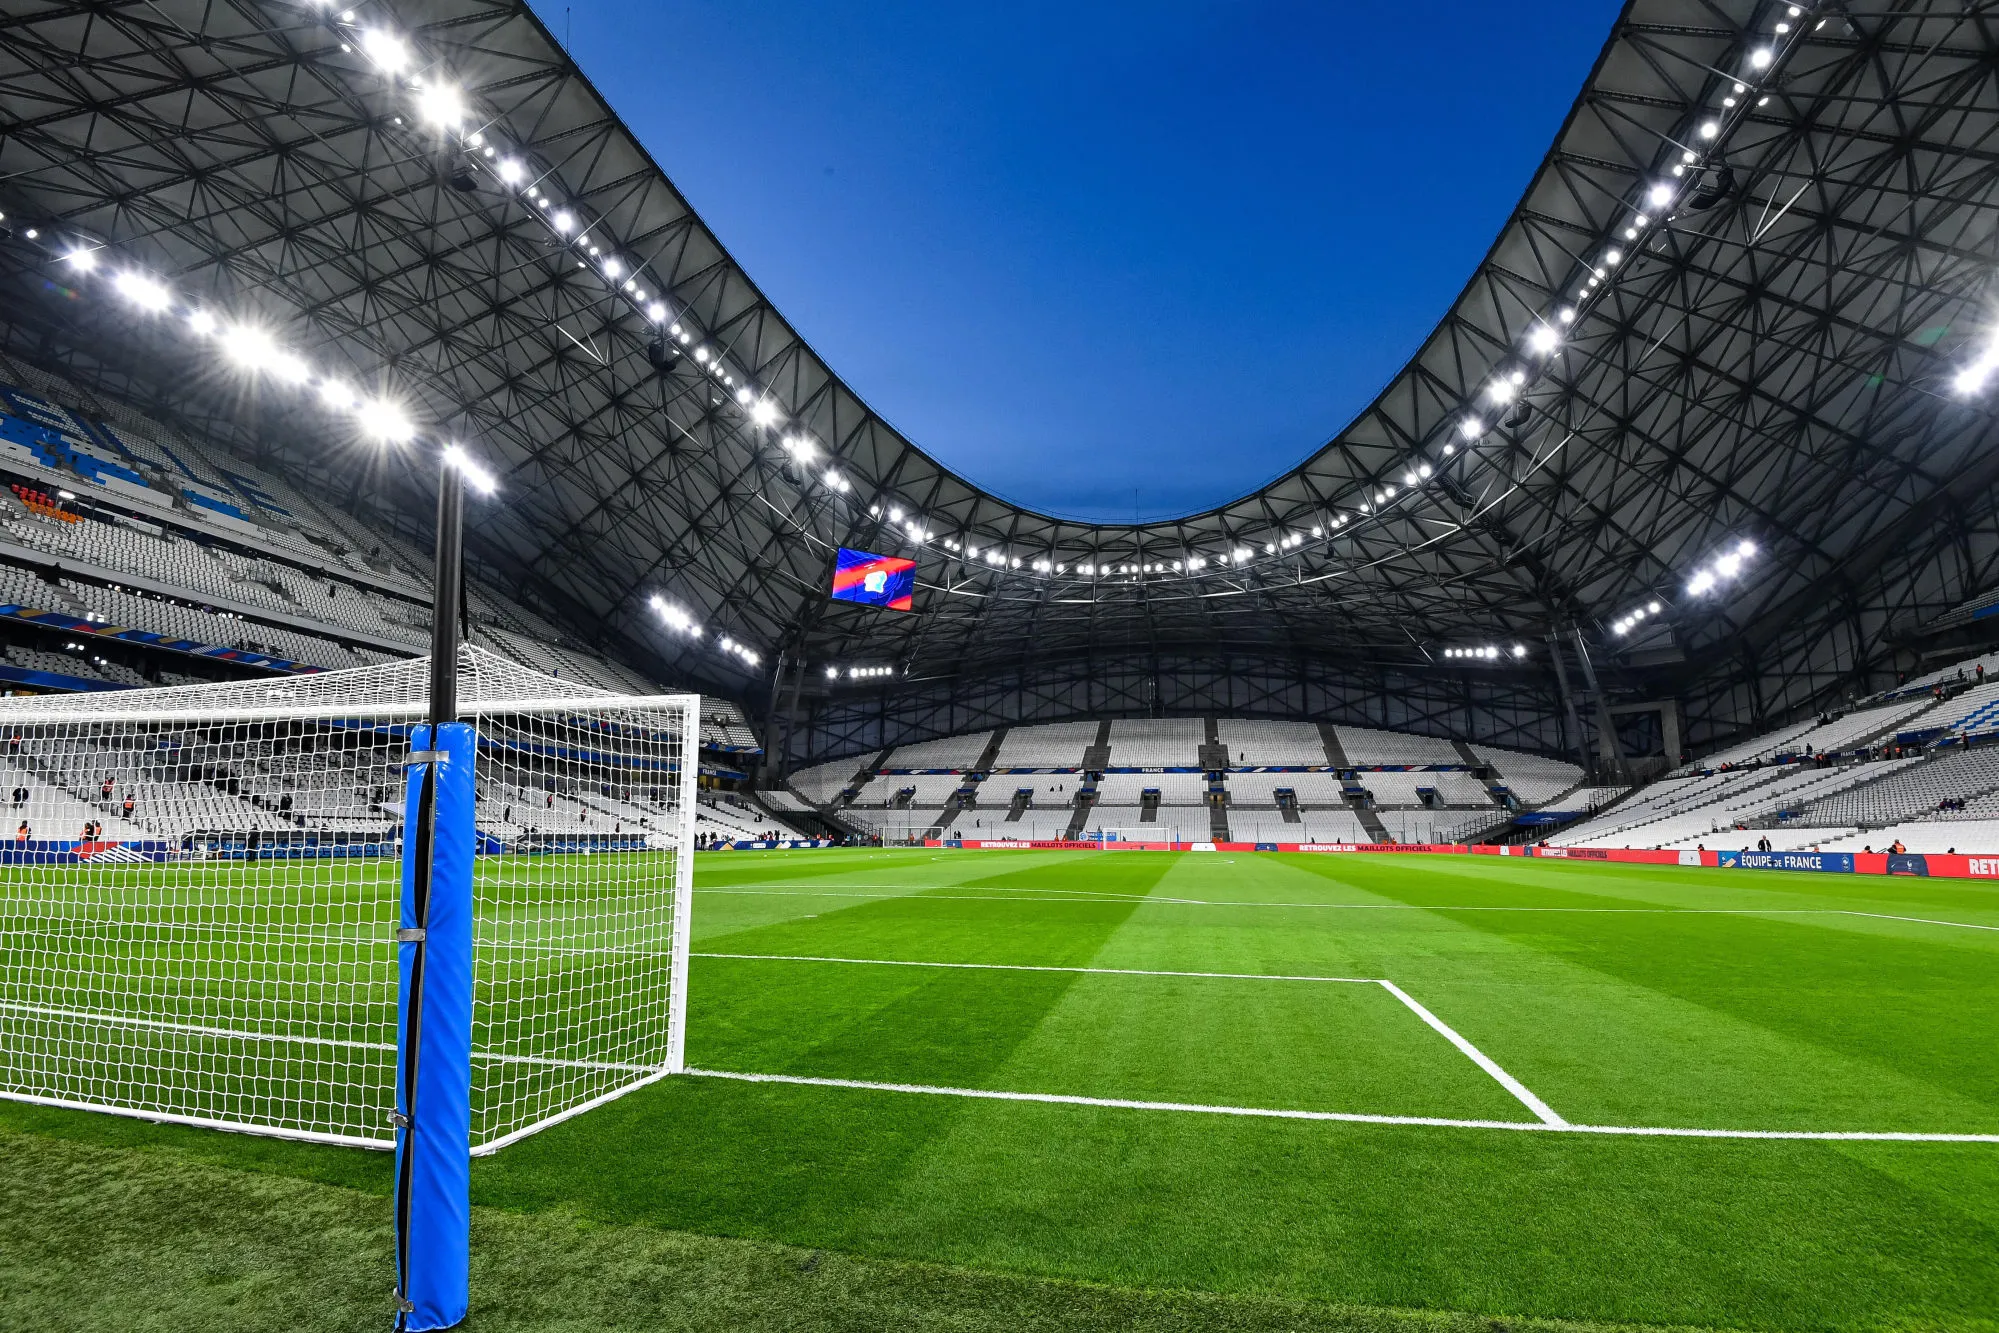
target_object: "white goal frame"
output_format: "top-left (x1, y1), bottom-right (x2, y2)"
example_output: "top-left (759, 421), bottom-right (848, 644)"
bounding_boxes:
top-left (0, 647), bottom-right (697, 1155)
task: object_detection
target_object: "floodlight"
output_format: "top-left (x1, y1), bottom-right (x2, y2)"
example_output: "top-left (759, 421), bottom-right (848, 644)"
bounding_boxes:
top-left (269, 352), bottom-right (312, 385)
top-left (734, 387), bottom-right (754, 406)
top-left (359, 28), bottom-right (410, 74)
top-left (186, 309), bottom-right (217, 336)
top-left (1699, 120), bottom-right (1719, 139)
top-left (440, 444), bottom-right (497, 494)
top-left (647, 302), bottom-right (667, 322)
top-left (318, 379), bottom-right (358, 410)
top-left (357, 397), bottom-right (416, 444)
top-left (416, 82), bottom-right (465, 127)
top-left (220, 324), bottom-right (279, 371)
top-left (1459, 416), bottom-right (1485, 440)
top-left (1527, 325), bottom-right (1559, 354)
top-left (603, 257), bottom-right (623, 279)
top-left (113, 271), bottom-right (171, 312)
top-left (1648, 601), bottom-right (1662, 613)
top-left (1749, 47), bottom-right (1773, 69)
top-left (1486, 381), bottom-right (1517, 405)
top-left (63, 247), bottom-right (98, 272)
top-left (552, 210), bottom-right (575, 233)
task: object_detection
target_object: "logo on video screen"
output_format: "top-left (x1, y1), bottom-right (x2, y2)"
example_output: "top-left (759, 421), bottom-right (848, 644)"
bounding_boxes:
top-left (830, 547), bottom-right (915, 611)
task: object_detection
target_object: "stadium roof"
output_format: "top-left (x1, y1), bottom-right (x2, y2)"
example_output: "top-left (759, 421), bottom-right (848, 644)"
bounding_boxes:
top-left (2, 0), bottom-right (1996, 709)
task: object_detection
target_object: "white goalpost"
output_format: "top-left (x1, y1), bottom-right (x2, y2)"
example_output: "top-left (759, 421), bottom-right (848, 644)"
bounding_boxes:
top-left (0, 645), bottom-right (697, 1156)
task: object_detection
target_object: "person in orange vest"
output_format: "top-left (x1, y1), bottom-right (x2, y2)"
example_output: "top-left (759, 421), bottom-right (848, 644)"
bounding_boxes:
top-left (15, 820), bottom-right (28, 843)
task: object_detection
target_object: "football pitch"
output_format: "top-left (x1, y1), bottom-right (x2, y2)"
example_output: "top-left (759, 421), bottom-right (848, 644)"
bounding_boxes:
top-left (5, 847), bottom-right (1998, 1331)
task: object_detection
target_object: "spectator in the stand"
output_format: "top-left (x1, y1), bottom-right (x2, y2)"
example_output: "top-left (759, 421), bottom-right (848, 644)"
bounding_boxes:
top-left (9, 786), bottom-right (23, 807)
top-left (100, 777), bottom-right (113, 801)
top-left (1980, 664), bottom-right (1988, 684)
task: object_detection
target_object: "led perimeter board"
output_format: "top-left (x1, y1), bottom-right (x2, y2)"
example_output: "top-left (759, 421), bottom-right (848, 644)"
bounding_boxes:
top-left (831, 547), bottom-right (915, 611)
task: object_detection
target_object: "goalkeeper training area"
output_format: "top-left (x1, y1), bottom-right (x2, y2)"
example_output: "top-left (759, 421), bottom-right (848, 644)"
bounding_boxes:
top-left (6, 844), bottom-right (1995, 1331)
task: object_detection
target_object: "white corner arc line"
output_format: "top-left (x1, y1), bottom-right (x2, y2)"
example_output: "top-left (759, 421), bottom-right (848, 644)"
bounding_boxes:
top-left (680, 1069), bottom-right (1999, 1142)
top-left (1372, 980), bottom-right (1566, 1126)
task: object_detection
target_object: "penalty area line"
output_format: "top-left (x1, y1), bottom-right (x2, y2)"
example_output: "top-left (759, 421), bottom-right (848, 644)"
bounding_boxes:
top-left (680, 1069), bottom-right (1999, 1143)
top-left (694, 951), bottom-right (1566, 1126)
top-left (1373, 979), bottom-right (1566, 1126)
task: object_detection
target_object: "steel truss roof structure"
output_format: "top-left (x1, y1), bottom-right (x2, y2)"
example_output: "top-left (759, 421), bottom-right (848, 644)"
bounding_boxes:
top-left (2, 0), bottom-right (1999, 759)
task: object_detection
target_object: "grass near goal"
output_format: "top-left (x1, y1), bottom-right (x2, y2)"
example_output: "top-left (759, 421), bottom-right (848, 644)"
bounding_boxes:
top-left (0, 646), bottom-right (696, 1155)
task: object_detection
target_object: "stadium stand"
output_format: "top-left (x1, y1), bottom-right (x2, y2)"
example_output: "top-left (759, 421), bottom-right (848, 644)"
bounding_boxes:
top-left (0, 363), bottom-right (771, 799)
top-left (1214, 719), bottom-right (1327, 765)
top-left (1335, 725), bottom-right (1463, 765)
top-left (990, 721), bottom-right (1099, 768)
top-left (789, 719), bottom-right (1585, 844)
top-left (1106, 718), bottom-right (1204, 767)
top-left (885, 731), bottom-right (994, 770)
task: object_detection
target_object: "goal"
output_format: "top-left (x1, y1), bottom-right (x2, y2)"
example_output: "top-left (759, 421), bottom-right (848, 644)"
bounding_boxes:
top-left (1077, 826), bottom-right (1168, 847)
top-left (0, 645), bottom-right (696, 1155)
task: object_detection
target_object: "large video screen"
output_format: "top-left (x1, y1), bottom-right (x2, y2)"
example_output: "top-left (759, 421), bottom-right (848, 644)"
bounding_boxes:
top-left (830, 546), bottom-right (916, 611)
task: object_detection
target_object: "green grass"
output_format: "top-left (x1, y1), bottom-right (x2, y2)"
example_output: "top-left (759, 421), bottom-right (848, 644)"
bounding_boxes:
top-left (5, 848), bottom-right (1999, 1330)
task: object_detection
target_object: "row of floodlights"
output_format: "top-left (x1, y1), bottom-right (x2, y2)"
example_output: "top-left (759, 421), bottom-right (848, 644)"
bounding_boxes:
top-left (1404, 9), bottom-right (1800, 526)
top-left (649, 596), bottom-right (760, 671)
top-left (1611, 601), bottom-right (1665, 637)
top-left (324, 6), bottom-right (866, 502)
top-left (828, 665), bottom-right (897, 680)
top-left (1443, 645), bottom-right (1528, 660)
top-left (53, 245), bottom-right (498, 492)
top-left (1685, 539), bottom-right (1757, 596)
top-left (1607, 538), bottom-right (1757, 637)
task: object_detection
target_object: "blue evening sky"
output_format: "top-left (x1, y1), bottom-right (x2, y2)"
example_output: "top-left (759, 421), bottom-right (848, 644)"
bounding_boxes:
top-left (539, 1), bottom-right (1620, 521)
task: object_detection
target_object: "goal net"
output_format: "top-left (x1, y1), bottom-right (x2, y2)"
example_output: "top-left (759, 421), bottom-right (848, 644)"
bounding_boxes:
top-left (1078, 826), bottom-right (1165, 847)
top-left (0, 645), bottom-right (696, 1155)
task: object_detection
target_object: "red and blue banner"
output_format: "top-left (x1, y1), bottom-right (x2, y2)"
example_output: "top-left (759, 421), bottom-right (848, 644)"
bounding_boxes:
top-left (830, 547), bottom-right (915, 612)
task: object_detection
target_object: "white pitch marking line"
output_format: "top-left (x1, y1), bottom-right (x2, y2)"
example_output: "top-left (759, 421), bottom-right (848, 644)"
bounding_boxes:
top-left (693, 951), bottom-right (1564, 1124)
top-left (1840, 910), bottom-right (1999, 932)
top-left (1372, 979), bottom-right (1565, 1125)
top-left (681, 1069), bottom-right (1999, 1143)
top-left (694, 890), bottom-right (1999, 933)
top-left (693, 951), bottom-right (1378, 984)
top-left (0, 999), bottom-right (654, 1073)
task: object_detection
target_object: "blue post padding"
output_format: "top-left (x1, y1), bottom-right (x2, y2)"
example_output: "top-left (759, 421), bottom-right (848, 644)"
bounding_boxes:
top-left (394, 721), bottom-right (475, 1330)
